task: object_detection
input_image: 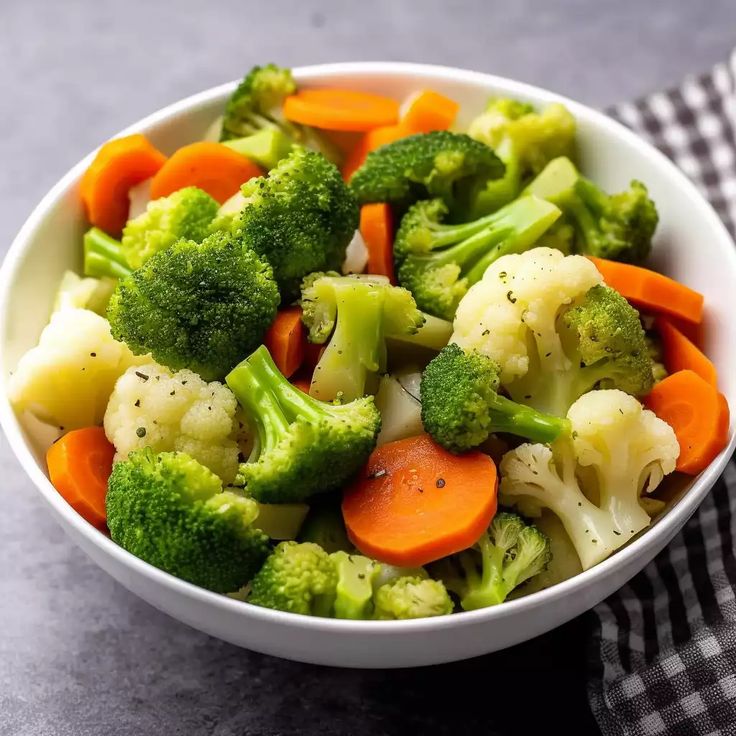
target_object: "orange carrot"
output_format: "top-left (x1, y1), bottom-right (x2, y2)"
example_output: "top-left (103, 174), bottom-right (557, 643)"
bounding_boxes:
top-left (46, 427), bottom-right (115, 528)
top-left (655, 317), bottom-right (718, 387)
top-left (283, 88), bottom-right (400, 132)
top-left (342, 124), bottom-right (405, 180)
top-left (290, 371), bottom-right (313, 395)
top-left (150, 142), bottom-right (262, 204)
top-left (342, 434), bottom-right (498, 566)
top-left (264, 307), bottom-right (306, 378)
top-left (303, 341), bottom-right (325, 371)
top-left (359, 203), bottom-right (396, 282)
top-left (588, 256), bottom-right (704, 325)
top-left (80, 134), bottom-right (167, 236)
top-left (401, 90), bottom-right (459, 134)
top-left (644, 370), bottom-right (730, 475)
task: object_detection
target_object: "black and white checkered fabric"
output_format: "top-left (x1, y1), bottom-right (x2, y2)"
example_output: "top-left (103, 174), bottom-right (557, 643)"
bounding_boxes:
top-left (589, 51), bottom-right (736, 736)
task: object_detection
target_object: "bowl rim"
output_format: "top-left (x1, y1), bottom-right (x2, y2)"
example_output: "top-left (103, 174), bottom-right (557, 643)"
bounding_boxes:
top-left (1, 61), bottom-right (735, 635)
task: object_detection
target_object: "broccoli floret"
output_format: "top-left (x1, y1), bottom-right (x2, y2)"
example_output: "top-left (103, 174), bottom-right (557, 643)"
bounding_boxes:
top-left (332, 551), bottom-right (381, 619)
top-left (226, 345), bottom-right (380, 503)
top-left (107, 231), bottom-right (279, 381)
top-left (394, 196), bottom-right (561, 320)
top-left (527, 157), bottom-right (658, 263)
top-left (349, 131), bottom-right (505, 217)
top-left (467, 99), bottom-right (576, 217)
top-left (248, 541), bottom-right (338, 615)
top-left (298, 501), bottom-right (354, 553)
top-left (421, 344), bottom-right (570, 453)
top-left (434, 512), bottom-right (551, 610)
top-left (222, 127), bottom-right (294, 170)
top-left (106, 449), bottom-right (269, 593)
top-left (645, 332), bottom-right (668, 383)
top-left (120, 187), bottom-right (219, 269)
top-left (223, 148), bottom-right (358, 301)
top-left (300, 273), bottom-right (451, 402)
top-left (83, 227), bottom-right (132, 280)
top-left (219, 64), bottom-right (340, 162)
top-left (372, 576), bottom-right (454, 620)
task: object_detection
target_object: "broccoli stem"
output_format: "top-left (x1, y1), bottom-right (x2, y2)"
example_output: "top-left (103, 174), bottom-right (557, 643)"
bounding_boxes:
top-left (388, 313), bottom-right (452, 351)
top-left (83, 227), bottom-right (132, 280)
top-left (460, 534), bottom-right (506, 610)
top-left (488, 394), bottom-right (571, 444)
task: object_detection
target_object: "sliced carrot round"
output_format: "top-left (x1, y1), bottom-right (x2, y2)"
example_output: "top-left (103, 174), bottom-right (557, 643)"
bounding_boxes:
top-left (655, 316), bottom-right (718, 387)
top-left (401, 90), bottom-right (459, 134)
top-left (342, 434), bottom-right (498, 566)
top-left (644, 370), bottom-right (730, 475)
top-left (80, 134), bottom-right (167, 236)
top-left (46, 427), bottom-right (115, 528)
top-left (150, 142), bottom-right (262, 204)
top-left (284, 89), bottom-right (400, 132)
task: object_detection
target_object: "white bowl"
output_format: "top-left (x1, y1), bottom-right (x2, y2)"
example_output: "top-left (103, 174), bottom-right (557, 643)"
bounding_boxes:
top-left (2, 63), bottom-right (735, 668)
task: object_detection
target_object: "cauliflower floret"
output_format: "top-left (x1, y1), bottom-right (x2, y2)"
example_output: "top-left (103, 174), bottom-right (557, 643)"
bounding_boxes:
top-left (452, 247), bottom-right (602, 383)
top-left (499, 389), bottom-right (679, 570)
top-left (104, 362), bottom-right (241, 483)
top-left (9, 308), bottom-right (144, 430)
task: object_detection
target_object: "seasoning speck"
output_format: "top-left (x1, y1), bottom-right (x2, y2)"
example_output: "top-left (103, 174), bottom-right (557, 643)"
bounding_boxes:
top-left (436, 478), bottom-right (446, 488)
top-left (89, 352), bottom-right (96, 357)
top-left (506, 290), bottom-right (517, 304)
top-left (134, 399), bottom-right (141, 408)
top-left (136, 427), bottom-right (147, 438)
top-left (367, 468), bottom-right (387, 480)
top-left (135, 371), bottom-right (149, 382)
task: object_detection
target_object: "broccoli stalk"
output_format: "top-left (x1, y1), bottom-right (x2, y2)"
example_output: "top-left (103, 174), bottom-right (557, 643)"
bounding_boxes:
top-left (226, 345), bottom-right (381, 503)
top-left (300, 273), bottom-right (452, 402)
top-left (420, 344), bottom-right (570, 453)
top-left (526, 157), bottom-right (658, 263)
top-left (332, 551), bottom-right (381, 620)
top-left (395, 196), bottom-right (561, 320)
top-left (83, 227), bottom-right (132, 280)
top-left (434, 512), bottom-right (551, 610)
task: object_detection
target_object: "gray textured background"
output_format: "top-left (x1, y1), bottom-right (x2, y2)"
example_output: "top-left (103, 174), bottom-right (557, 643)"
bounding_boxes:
top-left (1, 2), bottom-right (734, 734)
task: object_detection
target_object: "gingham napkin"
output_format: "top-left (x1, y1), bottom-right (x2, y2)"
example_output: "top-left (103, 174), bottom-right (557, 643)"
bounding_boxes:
top-left (589, 52), bottom-right (736, 736)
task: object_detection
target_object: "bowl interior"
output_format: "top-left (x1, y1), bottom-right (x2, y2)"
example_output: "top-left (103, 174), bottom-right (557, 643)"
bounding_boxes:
top-left (2, 62), bottom-right (735, 582)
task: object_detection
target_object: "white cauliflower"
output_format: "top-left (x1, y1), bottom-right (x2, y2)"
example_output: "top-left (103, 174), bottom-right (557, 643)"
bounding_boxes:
top-left (53, 271), bottom-right (116, 316)
top-left (104, 362), bottom-right (241, 483)
top-left (499, 389), bottom-right (679, 570)
top-left (9, 308), bottom-right (144, 430)
top-left (452, 247), bottom-right (602, 383)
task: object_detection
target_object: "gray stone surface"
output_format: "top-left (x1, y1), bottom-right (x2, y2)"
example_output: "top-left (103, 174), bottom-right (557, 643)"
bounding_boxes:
top-left (0, 1), bottom-right (733, 734)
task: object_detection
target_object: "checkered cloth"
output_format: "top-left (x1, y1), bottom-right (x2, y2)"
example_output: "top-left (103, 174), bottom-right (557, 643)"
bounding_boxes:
top-left (589, 52), bottom-right (736, 736)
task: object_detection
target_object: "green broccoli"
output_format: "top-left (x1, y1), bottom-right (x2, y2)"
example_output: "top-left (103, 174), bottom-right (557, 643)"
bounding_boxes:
top-left (219, 64), bottom-right (340, 162)
top-left (120, 187), bottom-right (219, 269)
top-left (106, 449), bottom-right (269, 593)
top-left (83, 227), bottom-right (132, 280)
top-left (218, 148), bottom-right (359, 301)
top-left (222, 127), bottom-right (294, 170)
top-left (645, 331), bottom-right (668, 384)
top-left (507, 284), bottom-right (654, 413)
top-left (107, 231), bottom-right (279, 381)
top-left (421, 344), bottom-right (570, 453)
top-left (526, 157), bottom-right (658, 263)
top-left (372, 577), bottom-right (454, 619)
top-left (433, 512), bottom-right (551, 610)
top-left (248, 541), bottom-right (338, 616)
top-left (394, 196), bottom-right (561, 320)
top-left (349, 131), bottom-right (505, 217)
top-left (300, 273), bottom-right (452, 402)
top-left (226, 345), bottom-right (381, 503)
top-left (298, 500), bottom-right (354, 553)
top-left (467, 98), bottom-right (576, 217)
top-left (332, 551), bottom-right (381, 619)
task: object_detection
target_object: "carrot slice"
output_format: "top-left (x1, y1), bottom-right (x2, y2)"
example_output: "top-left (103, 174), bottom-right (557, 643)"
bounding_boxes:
top-left (80, 134), bottom-right (167, 236)
top-left (283, 88), bottom-right (400, 132)
top-left (588, 256), bottom-right (704, 325)
top-left (342, 434), bottom-right (498, 566)
top-left (46, 427), bottom-right (115, 528)
top-left (359, 203), bottom-right (396, 282)
top-left (150, 142), bottom-right (262, 204)
top-left (264, 307), bottom-right (306, 378)
top-left (342, 124), bottom-right (405, 180)
top-left (644, 370), bottom-right (730, 475)
top-left (401, 90), bottom-right (459, 134)
top-left (655, 317), bottom-right (718, 387)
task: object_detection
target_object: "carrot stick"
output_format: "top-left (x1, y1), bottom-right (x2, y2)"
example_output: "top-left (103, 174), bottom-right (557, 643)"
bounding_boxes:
top-left (342, 434), bottom-right (498, 566)
top-left (401, 90), bottom-right (459, 134)
top-left (655, 317), bottom-right (718, 387)
top-left (46, 427), bottom-right (116, 528)
top-left (80, 134), bottom-right (167, 236)
top-left (644, 370), bottom-right (730, 475)
top-left (264, 307), bottom-right (307, 378)
top-left (360, 203), bottom-right (396, 282)
top-left (588, 256), bottom-right (704, 325)
top-left (150, 142), bottom-right (262, 204)
top-left (283, 88), bottom-right (400, 132)
top-left (342, 124), bottom-right (405, 181)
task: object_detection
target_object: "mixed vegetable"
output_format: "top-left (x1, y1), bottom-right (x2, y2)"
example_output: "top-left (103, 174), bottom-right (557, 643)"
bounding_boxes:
top-left (9, 64), bottom-right (731, 621)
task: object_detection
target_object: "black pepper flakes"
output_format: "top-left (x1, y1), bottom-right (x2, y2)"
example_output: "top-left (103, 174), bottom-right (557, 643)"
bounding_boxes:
top-left (136, 427), bottom-right (147, 438)
top-left (506, 290), bottom-right (517, 304)
top-left (135, 371), bottom-right (150, 382)
top-left (134, 399), bottom-right (141, 408)
top-left (436, 478), bottom-right (446, 488)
